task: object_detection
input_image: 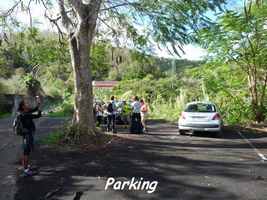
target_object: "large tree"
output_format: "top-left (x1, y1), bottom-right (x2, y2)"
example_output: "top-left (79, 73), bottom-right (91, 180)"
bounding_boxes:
top-left (199, 1), bottom-right (267, 122)
top-left (1, 0), bottom-right (226, 135)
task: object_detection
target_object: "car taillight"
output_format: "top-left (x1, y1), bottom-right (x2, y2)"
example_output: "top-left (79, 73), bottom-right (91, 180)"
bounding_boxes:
top-left (212, 113), bottom-right (221, 120)
top-left (181, 112), bottom-right (186, 119)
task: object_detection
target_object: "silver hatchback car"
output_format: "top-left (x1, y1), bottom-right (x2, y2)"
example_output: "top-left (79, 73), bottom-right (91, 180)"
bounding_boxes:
top-left (178, 101), bottom-right (223, 135)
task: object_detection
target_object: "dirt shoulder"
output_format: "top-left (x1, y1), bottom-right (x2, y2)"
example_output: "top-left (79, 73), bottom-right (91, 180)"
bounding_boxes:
top-left (244, 123), bottom-right (267, 134)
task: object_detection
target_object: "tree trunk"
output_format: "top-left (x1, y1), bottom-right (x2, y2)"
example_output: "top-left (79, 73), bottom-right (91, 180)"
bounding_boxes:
top-left (248, 73), bottom-right (266, 123)
top-left (69, 23), bottom-right (95, 135)
top-left (57, 0), bottom-right (101, 135)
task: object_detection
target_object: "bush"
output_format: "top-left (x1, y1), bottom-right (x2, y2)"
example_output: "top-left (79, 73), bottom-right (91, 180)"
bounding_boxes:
top-left (149, 99), bottom-right (182, 122)
top-left (47, 90), bottom-right (74, 117)
top-left (113, 75), bottom-right (181, 103)
top-left (111, 62), bottom-right (260, 125)
top-left (0, 75), bottom-right (24, 94)
top-left (182, 63), bottom-right (252, 125)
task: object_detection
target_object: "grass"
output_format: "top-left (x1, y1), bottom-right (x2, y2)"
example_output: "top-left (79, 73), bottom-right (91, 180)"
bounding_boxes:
top-left (46, 102), bottom-right (73, 118)
top-left (47, 111), bottom-right (72, 117)
top-left (149, 102), bottom-right (181, 122)
top-left (39, 130), bottom-right (65, 145)
top-left (39, 127), bottom-right (115, 150)
top-left (0, 112), bottom-right (11, 119)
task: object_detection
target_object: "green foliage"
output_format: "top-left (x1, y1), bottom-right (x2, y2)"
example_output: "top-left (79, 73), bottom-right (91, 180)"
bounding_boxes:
top-left (112, 75), bottom-right (184, 122)
top-left (22, 74), bottom-right (41, 92)
top-left (0, 65), bottom-right (12, 79)
top-left (93, 88), bottom-right (113, 102)
top-left (105, 0), bottom-right (226, 53)
top-left (0, 112), bottom-right (11, 119)
top-left (15, 28), bottom-right (69, 67)
top-left (0, 40), bottom-right (29, 72)
top-left (2, 1), bottom-right (265, 126)
top-left (149, 98), bottom-right (182, 122)
top-left (40, 62), bottom-right (72, 98)
top-left (182, 62), bottom-right (252, 124)
top-left (91, 42), bottom-right (112, 80)
top-left (48, 90), bottom-right (74, 117)
top-left (0, 75), bottom-right (24, 94)
top-left (0, 29), bottom-right (72, 97)
top-left (107, 50), bottom-right (161, 80)
top-left (198, 1), bottom-right (267, 122)
top-left (108, 50), bottom-right (200, 81)
top-left (113, 75), bottom-right (181, 102)
top-left (113, 60), bottom-right (260, 124)
top-left (0, 82), bottom-right (4, 93)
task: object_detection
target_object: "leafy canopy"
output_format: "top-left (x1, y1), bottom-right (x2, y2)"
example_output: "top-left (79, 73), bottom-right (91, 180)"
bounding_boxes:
top-left (1, 0), bottom-right (226, 55)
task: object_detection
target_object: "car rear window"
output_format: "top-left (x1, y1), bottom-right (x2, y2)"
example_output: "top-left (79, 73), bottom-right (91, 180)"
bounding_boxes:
top-left (185, 103), bottom-right (216, 113)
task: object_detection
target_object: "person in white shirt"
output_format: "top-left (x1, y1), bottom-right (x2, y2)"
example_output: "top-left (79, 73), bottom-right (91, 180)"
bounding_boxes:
top-left (130, 96), bottom-right (143, 134)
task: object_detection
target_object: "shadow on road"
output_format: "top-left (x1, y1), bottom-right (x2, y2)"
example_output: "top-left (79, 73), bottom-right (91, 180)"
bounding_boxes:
top-left (14, 138), bottom-right (262, 199)
top-left (13, 120), bottom-right (267, 200)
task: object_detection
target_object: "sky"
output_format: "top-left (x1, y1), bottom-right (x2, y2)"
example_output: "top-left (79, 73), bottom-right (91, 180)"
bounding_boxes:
top-left (0, 0), bottom-right (243, 61)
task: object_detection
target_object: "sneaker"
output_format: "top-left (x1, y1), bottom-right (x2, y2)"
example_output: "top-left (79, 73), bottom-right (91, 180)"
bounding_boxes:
top-left (23, 168), bottom-right (33, 176)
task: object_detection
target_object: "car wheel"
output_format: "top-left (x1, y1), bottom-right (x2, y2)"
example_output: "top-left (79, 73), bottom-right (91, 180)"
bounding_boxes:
top-left (179, 130), bottom-right (186, 135)
top-left (216, 131), bottom-right (223, 138)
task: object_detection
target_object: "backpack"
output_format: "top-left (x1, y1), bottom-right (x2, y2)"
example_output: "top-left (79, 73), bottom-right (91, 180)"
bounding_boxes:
top-left (13, 114), bottom-right (24, 136)
top-left (107, 102), bottom-right (114, 113)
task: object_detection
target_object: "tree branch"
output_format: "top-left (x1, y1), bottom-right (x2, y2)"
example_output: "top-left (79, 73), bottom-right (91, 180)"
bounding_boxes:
top-left (68, 0), bottom-right (84, 12)
top-left (0, 0), bottom-right (22, 17)
top-left (58, 0), bottom-right (74, 33)
top-left (98, 17), bottom-right (116, 33)
top-left (100, 2), bottom-right (135, 12)
top-left (44, 11), bottom-right (65, 43)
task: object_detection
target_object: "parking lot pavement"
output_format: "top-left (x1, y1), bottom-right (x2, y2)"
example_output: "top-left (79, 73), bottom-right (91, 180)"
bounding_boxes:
top-left (0, 117), bottom-right (65, 200)
top-left (1, 117), bottom-right (267, 200)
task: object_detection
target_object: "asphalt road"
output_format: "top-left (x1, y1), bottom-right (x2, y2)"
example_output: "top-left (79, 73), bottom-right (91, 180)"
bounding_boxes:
top-left (0, 117), bottom-right (267, 200)
top-left (0, 117), bottom-right (66, 200)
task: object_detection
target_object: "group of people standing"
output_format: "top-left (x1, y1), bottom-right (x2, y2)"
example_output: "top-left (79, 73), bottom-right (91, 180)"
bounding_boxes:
top-left (14, 95), bottom-right (148, 177)
top-left (94, 95), bottom-right (149, 134)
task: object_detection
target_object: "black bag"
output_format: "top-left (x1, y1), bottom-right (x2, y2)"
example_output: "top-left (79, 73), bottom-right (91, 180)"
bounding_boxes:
top-left (107, 102), bottom-right (113, 113)
top-left (13, 114), bottom-right (24, 136)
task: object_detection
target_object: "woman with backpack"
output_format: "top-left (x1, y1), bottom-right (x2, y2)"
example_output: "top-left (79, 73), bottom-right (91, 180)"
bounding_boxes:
top-left (106, 96), bottom-right (117, 133)
top-left (16, 97), bottom-right (42, 176)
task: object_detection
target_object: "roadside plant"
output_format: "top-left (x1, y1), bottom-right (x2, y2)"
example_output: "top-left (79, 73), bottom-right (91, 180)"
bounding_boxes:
top-left (21, 74), bottom-right (41, 96)
top-left (199, 1), bottom-right (267, 122)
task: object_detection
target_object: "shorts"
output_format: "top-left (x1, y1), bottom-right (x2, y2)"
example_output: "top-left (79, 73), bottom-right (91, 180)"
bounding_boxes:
top-left (22, 133), bottom-right (34, 156)
top-left (141, 112), bottom-right (147, 121)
